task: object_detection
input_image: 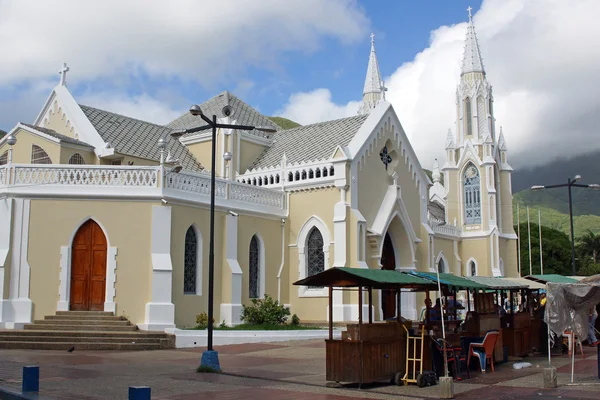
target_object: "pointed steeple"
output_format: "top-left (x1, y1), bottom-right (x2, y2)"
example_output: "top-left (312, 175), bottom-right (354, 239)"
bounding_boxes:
top-left (432, 159), bottom-right (441, 183)
top-left (497, 127), bottom-right (507, 150)
top-left (359, 33), bottom-right (386, 115)
top-left (445, 128), bottom-right (456, 149)
top-left (461, 6), bottom-right (485, 76)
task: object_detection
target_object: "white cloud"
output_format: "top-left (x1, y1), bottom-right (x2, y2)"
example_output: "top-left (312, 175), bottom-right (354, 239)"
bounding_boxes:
top-left (279, 0), bottom-right (600, 169)
top-left (0, 0), bottom-right (369, 86)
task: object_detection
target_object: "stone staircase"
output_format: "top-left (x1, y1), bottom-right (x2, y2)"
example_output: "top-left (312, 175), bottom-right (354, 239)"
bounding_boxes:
top-left (0, 311), bottom-right (175, 350)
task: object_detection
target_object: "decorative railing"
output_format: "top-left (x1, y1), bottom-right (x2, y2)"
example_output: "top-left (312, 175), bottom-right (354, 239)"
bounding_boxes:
top-left (239, 161), bottom-right (337, 189)
top-left (0, 164), bottom-right (286, 211)
top-left (428, 216), bottom-right (461, 237)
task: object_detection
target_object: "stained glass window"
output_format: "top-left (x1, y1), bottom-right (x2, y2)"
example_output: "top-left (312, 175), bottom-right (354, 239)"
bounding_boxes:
top-left (184, 226), bottom-right (197, 294)
top-left (470, 261), bottom-right (477, 277)
top-left (31, 145), bottom-right (52, 164)
top-left (249, 235), bottom-right (259, 298)
top-left (464, 164), bottom-right (481, 224)
top-left (437, 259), bottom-right (445, 273)
top-left (307, 227), bottom-right (325, 287)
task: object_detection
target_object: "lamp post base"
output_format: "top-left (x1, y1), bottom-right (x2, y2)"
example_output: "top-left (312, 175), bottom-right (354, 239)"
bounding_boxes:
top-left (200, 350), bottom-right (221, 372)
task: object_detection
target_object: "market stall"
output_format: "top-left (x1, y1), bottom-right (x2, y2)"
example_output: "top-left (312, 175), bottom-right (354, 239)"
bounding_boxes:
top-left (294, 267), bottom-right (437, 386)
top-left (505, 277), bottom-right (546, 352)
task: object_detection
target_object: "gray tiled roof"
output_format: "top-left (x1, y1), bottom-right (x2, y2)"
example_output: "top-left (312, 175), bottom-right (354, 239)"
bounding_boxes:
top-left (166, 91), bottom-right (281, 139)
top-left (249, 114), bottom-right (369, 170)
top-left (22, 123), bottom-right (93, 147)
top-left (79, 105), bottom-right (203, 172)
top-left (428, 201), bottom-right (446, 222)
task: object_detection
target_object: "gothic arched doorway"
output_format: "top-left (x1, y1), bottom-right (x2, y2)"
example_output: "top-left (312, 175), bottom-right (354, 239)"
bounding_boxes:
top-left (70, 220), bottom-right (107, 311)
top-left (380, 232), bottom-right (396, 319)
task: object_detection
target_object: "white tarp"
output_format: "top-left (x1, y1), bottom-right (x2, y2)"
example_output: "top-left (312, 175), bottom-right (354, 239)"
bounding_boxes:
top-left (545, 281), bottom-right (600, 341)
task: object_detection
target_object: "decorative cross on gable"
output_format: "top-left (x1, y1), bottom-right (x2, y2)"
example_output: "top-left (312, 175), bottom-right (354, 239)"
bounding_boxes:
top-left (379, 146), bottom-right (392, 170)
top-left (467, 6), bottom-right (473, 20)
top-left (59, 62), bottom-right (70, 86)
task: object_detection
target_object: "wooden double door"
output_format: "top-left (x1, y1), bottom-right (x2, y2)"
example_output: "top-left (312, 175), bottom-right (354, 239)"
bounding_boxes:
top-left (70, 220), bottom-right (107, 311)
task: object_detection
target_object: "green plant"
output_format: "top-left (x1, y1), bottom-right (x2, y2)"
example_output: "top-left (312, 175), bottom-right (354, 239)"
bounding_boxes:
top-left (219, 320), bottom-right (227, 328)
top-left (291, 313), bottom-right (300, 326)
top-left (195, 312), bottom-right (215, 329)
top-left (241, 294), bottom-right (290, 325)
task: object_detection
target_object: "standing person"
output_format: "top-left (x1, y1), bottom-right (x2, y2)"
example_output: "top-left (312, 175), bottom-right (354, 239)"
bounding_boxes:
top-left (589, 306), bottom-right (599, 346)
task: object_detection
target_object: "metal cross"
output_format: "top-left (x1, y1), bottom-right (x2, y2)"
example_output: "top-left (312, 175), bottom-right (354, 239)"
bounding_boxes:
top-left (59, 62), bottom-right (70, 86)
top-left (379, 146), bottom-right (392, 170)
top-left (467, 6), bottom-right (473, 19)
top-left (370, 32), bottom-right (375, 44)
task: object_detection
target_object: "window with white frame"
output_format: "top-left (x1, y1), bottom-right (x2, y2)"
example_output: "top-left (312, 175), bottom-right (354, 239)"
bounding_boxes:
top-left (306, 227), bottom-right (325, 287)
top-left (470, 260), bottom-right (477, 277)
top-left (249, 235), bottom-right (260, 299)
top-left (184, 226), bottom-right (198, 294)
top-left (437, 259), bottom-right (445, 274)
top-left (31, 145), bottom-right (52, 164)
top-left (0, 151), bottom-right (7, 165)
top-left (464, 164), bottom-right (481, 224)
top-left (68, 153), bottom-right (85, 164)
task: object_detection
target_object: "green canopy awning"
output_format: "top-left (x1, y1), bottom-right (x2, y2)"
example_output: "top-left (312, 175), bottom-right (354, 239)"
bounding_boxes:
top-left (407, 271), bottom-right (488, 290)
top-left (525, 274), bottom-right (578, 284)
top-left (293, 267), bottom-right (437, 290)
top-left (465, 276), bottom-right (529, 290)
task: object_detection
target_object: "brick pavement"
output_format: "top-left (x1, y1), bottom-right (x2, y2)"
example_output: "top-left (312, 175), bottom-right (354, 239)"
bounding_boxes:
top-left (0, 340), bottom-right (597, 399)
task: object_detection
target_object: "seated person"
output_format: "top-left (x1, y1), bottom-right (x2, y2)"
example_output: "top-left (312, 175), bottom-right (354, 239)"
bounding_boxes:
top-left (430, 299), bottom-right (442, 321)
top-left (419, 298), bottom-right (433, 322)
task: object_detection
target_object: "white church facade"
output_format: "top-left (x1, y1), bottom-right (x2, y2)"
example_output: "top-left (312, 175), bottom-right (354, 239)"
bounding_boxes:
top-left (0, 14), bottom-right (517, 330)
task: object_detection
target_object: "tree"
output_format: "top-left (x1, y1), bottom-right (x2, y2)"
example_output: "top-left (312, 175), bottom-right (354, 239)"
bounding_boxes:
top-left (578, 230), bottom-right (600, 264)
top-left (515, 222), bottom-right (572, 276)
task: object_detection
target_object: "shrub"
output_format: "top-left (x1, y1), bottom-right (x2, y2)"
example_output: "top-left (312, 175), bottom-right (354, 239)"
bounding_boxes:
top-left (241, 294), bottom-right (290, 325)
top-left (195, 312), bottom-right (215, 329)
top-left (291, 313), bottom-right (300, 326)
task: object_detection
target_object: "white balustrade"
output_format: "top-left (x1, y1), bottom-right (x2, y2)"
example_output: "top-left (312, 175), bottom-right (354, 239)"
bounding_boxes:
top-left (11, 165), bottom-right (159, 187)
top-left (0, 166), bottom-right (7, 186)
top-left (229, 182), bottom-right (285, 208)
top-left (165, 170), bottom-right (227, 198)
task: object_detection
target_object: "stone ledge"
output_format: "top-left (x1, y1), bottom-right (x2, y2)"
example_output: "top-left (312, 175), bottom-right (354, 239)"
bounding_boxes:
top-left (0, 385), bottom-right (49, 400)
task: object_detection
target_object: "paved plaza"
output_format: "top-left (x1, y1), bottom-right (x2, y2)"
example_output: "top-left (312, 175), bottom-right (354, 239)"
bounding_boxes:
top-left (0, 340), bottom-right (598, 399)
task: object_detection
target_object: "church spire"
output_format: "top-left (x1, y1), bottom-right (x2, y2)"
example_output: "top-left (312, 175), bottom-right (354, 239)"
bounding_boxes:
top-left (461, 6), bottom-right (485, 76)
top-left (359, 33), bottom-right (386, 115)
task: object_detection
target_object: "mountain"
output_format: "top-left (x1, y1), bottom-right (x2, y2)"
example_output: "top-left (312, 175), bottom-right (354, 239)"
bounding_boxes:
top-left (512, 149), bottom-right (600, 216)
top-left (267, 117), bottom-right (301, 130)
top-left (512, 204), bottom-right (600, 237)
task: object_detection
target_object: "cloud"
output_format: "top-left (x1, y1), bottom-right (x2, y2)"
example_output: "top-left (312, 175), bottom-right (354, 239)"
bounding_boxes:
top-left (0, 0), bottom-right (369, 87)
top-left (278, 0), bottom-right (600, 170)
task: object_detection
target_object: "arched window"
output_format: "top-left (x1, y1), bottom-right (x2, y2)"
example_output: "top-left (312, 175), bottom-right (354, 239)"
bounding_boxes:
top-left (470, 260), bottom-right (477, 277)
top-left (306, 227), bottom-right (325, 283)
top-left (464, 164), bottom-right (481, 224)
top-left (68, 153), bottom-right (85, 165)
top-left (465, 97), bottom-right (472, 136)
top-left (437, 259), bottom-right (445, 274)
top-left (249, 235), bottom-right (260, 299)
top-left (0, 151), bottom-right (7, 165)
top-left (31, 144), bottom-right (52, 164)
top-left (184, 226), bottom-right (198, 294)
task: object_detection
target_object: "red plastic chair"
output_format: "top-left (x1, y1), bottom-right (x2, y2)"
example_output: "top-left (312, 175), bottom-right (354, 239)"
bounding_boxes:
top-left (467, 330), bottom-right (499, 373)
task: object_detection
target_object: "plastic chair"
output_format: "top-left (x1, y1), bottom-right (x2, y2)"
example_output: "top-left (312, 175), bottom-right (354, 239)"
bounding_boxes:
top-left (432, 337), bottom-right (470, 380)
top-left (563, 330), bottom-right (584, 356)
top-left (467, 330), bottom-right (500, 373)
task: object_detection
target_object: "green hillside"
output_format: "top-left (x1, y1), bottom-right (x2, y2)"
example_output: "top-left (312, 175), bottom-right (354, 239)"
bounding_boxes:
top-left (512, 202), bottom-right (600, 237)
top-left (0, 129), bottom-right (6, 138)
top-left (267, 117), bottom-right (301, 130)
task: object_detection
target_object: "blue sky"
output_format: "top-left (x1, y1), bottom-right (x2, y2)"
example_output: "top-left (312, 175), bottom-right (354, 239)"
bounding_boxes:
top-left (0, 0), bottom-right (598, 169)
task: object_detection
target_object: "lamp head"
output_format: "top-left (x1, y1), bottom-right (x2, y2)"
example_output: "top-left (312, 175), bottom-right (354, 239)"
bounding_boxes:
top-left (6, 134), bottom-right (16, 146)
top-left (223, 151), bottom-right (232, 161)
top-left (588, 184), bottom-right (600, 190)
top-left (170, 129), bottom-right (186, 138)
top-left (573, 175), bottom-right (582, 182)
top-left (189, 104), bottom-right (203, 116)
top-left (157, 137), bottom-right (167, 149)
top-left (531, 185), bottom-right (545, 191)
top-left (255, 126), bottom-right (278, 134)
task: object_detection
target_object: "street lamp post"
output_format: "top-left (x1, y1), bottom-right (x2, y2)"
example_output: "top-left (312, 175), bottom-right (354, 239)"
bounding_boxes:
top-left (172, 104), bottom-right (276, 371)
top-left (531, 176), bottom-right (600, 276)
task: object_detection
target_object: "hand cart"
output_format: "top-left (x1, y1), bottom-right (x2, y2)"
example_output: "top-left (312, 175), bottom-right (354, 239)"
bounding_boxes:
top-left (401, 325), bottom-right (426, 386)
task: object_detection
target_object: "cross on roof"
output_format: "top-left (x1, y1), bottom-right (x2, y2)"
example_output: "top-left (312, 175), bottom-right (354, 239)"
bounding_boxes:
top-left (467, 6), bottom-right (473, 20)
top-left (370, 32), bottom-right (375, 44)
top-left (59, 62), bottom-right (70, 86)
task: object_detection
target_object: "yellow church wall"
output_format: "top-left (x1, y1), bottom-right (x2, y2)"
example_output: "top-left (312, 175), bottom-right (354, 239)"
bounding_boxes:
top-left (98, 153), bottom-right (160, 167)
top-left (184, 141), bottom-right (219, 176)
top-left (237, 216), bottom-right (283, 303)
top-left (287, 188), bottom-right (338, 321)
top-left (0, 128), bottom-right (61, 164)
top-left (499, 172), bottom-right (515, 233)
top-left (27, 199), bottom-right (153, 325)
top-left (499, 238), bottom-right (518, 277)
top-left (459, 238), bottom-right (490, 276)
top-left (432, 236), bottom-right (456, 274)
top-left (42, 101), bottom-right (77, 139)
top-left (238, 139), bottom-right (267, 175)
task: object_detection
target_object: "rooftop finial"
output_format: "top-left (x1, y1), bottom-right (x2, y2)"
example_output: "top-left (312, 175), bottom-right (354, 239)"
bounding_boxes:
top-left (370, 32), bottom-right (375, 44)
top-left (59, 62), bottom-right (70, 86)
top-left (467, 6), bottom-right (473, 21)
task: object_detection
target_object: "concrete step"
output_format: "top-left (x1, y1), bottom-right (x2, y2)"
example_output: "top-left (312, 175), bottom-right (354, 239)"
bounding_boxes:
top-left (24, 324), bottom-right (138, 332)
top-left (55, 311), bottom-right (115, 316)
top-left (0, 341), bottom-right (162, 351)
top-left (0, 335), bottom-right (161, 344)
top-left (34, 319), bottom-right (130, 326)
top-left (44, 315), bottom-right (125, 321)
top-left (0, 330), bottom-right (167, 338)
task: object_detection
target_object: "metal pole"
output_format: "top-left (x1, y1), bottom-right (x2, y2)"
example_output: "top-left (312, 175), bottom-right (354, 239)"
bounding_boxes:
top-left (207, 115), bottom-right (217, 351)
top-left (568, 180), bottom-right (577, 276)
top-left (539, 209), bottom-right (544, 275)
top-left (527, 206), bottom-right (532, 276)
top-left (517, 203), bottom-right (521, 276)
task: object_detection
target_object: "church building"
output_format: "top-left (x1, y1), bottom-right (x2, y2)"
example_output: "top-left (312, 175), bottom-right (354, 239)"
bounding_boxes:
top-left (0, 13), bottom-right (517, 331)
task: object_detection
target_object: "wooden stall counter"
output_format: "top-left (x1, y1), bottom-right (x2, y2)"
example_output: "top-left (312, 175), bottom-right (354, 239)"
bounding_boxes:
top-left (502, 312), bottom-right (532, 357)
top-left (462, 312), bottom-right (504, 362)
